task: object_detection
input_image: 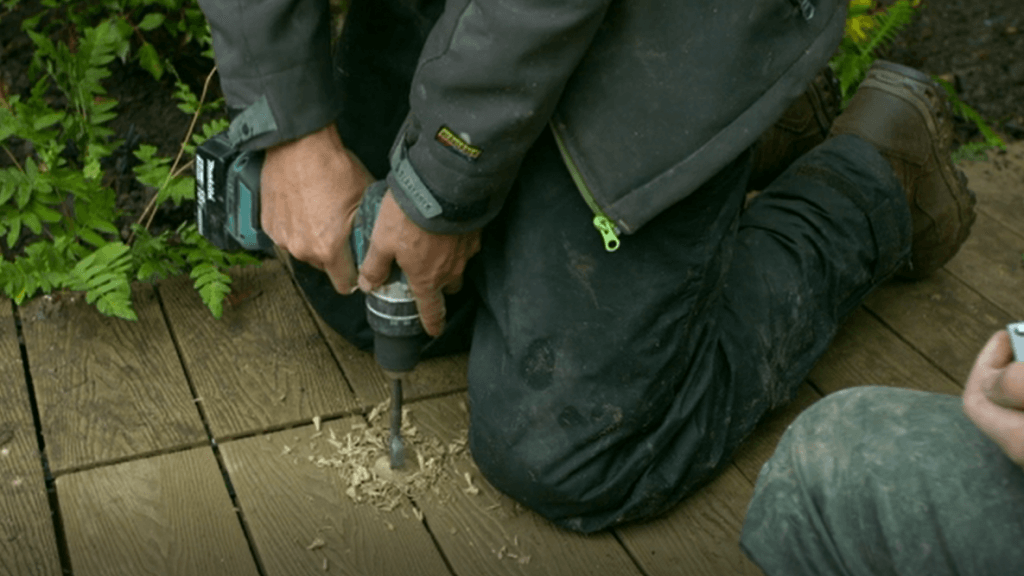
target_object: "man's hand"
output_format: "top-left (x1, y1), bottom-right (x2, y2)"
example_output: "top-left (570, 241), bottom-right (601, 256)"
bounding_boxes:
top-left (261, 123), bottom-right (374, 293)
top-left (963, 330), bottom-right (1024, 467)
top-left (357, 190), bottom-right (481, 337)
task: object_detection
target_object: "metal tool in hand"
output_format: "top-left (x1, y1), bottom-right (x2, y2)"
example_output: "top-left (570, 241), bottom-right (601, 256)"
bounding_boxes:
top-left (195, 135), bottom-right (424, 469)
top-left (1009, 322), bottom-right (1024, 362)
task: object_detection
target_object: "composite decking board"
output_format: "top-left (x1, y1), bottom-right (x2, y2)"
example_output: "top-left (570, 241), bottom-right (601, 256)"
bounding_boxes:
top-left (731, 383), bottom-right (822, 485)
top-left (281, 255), bottom-right (469, 407)
top-left (19, 286), bottom-right (205, 474)
top-left (310, 310), bottom-right (470, 407)
top-left (406, 394), bottom-right (645, 576)
top-left (864, 269), bottom-right (1011, 384)
top-left (614, 466), bottom-right (763, 576)
top-left (219, 417), bottom-right (453, 576)
top-left (961, 141), bottom-right (1024, 229)
top-left (0, 299), bottom-right (63, 576)
top-left (159, 260), bottom-right (362, 439)
top-left (56, 446), bottom-right (260, 576)
top-left (808, 307), bottom-right (962, 395)
top-left (943, 212), bottom-right (1024, 319)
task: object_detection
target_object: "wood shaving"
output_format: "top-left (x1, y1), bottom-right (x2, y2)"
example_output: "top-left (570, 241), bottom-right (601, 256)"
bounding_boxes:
top-left (322, 558), bottom-right (329, 571)
top-left (313, 416), bottom-right (322, 432)
top-left (307, 399), bottom-right (469, 513)
top-left (462, 472), bottom-right (479, 496)
top-left (306, 537), bottom-right (325, 551)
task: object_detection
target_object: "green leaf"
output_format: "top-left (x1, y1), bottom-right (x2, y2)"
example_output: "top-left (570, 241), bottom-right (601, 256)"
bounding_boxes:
top-left (78, 228), bottom-right (107, 248)
top-left (114, 19), bottom-right (134, 62)
top-left (31, 111), bottom-right (64, 131)
top-left (0, 168), bottom-right (21, 204)
top-left (138, 41), bottom-right (163, 80)
top-left (5, 216), bottom-right (20, 247)
top-left (190, 262), bottom-right (232, 318)
top-left (34, 204), bottom-right (63, 223)
top-left (160, 176), bottom-right (195, 205)
top-left (23, 211), bottom-right (42, 234)
top-left (84, 157), bottom-right (103, 180)
top-left (97, 295), bottom-right (138, 321)
top-left (138, 13), bottom-right (166, 31)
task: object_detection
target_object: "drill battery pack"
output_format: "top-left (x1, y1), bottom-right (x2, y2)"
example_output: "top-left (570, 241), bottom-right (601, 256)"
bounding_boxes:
top-left (194, 132), bottom-right (273, 253)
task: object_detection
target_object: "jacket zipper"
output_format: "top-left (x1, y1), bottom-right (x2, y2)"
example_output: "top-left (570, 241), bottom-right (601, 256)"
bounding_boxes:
top-left (550, 124), bottom-right (622, 252)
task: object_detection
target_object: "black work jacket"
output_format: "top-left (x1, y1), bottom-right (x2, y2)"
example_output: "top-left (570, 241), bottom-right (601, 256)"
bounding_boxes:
top-left (199, 0), bottom-right (846, 241)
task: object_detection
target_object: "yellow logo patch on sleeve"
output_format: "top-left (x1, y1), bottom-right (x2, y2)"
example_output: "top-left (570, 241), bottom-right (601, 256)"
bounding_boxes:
top-left (435, 126), bottom-right (482, 161)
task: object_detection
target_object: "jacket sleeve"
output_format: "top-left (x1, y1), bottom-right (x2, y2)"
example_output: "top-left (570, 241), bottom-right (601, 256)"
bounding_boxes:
top-left (198, 0), bottom-right (340, 150)
top-left (386, 0), bottom-right (614, 234)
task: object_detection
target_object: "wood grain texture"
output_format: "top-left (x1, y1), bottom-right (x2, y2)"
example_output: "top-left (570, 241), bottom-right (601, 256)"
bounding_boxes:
top-left (865, 270), bottom-right (1010, 384)
top-left (159, 260), bottom-right (361, 439)
top-left (944, 212), bottom-right (1024, 319)
top-left (19, 286), bottom-right (205, 474)
top-left (409, 395), bottom-right (644, 576)
top-left (57, 447), bottom-right (260, 576)
top-left (220, 417), bottom-right (453, 576)
top-left (615, 466), bottom-right (763, 576)
top-left (282, 255), bottom-right (469, 408)
top-left (961, 141), bottom-right (1024, 230)
top-left (808, 308), bottom-right (961, 395)
top-left (310, 313), bottom-right (469, 409)
top-left (731, 383), bottom-right (821, 485)
top-left (0, 299), bottom-right (63, 576)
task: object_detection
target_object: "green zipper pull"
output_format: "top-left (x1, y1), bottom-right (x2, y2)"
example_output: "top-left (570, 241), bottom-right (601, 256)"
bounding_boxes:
top-left (593, 215), bottom-right (621, 252)
top-left (550, 122), bottom-right (624, 253)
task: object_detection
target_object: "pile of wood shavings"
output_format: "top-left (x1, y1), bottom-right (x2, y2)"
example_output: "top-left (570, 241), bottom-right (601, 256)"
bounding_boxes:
top-left (310, 400), bottom-right (469, 512)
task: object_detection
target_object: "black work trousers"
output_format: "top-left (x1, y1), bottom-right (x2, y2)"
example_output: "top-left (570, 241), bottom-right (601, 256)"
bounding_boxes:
top-left (293, 0), bottom-right (912, 533)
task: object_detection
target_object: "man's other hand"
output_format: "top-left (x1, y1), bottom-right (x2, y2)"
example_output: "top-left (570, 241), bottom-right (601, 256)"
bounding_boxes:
top-left (963, 330), bottom-right (1024, 467)
top-left (261, 123), bottom-right (373, 294)
top-left (357, 190), bottom-right (481, 337)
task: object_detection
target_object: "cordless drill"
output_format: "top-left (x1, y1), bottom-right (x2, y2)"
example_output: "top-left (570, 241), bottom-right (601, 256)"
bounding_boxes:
top-left (195, 132), bottom-right (419, 468)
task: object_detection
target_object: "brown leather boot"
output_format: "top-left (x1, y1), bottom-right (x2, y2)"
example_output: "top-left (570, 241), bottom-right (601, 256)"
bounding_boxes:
top-left (829, 60), bottom-right (976, 279)
top-left (748, 67), bottom-right (841, 192)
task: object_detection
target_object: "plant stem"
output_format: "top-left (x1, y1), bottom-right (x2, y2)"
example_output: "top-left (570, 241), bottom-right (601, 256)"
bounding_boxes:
top-left (1, 144), bottom-right (23, 172)
top-left (170, 159), bottom-right (194, 179)
top-left (131, 64), bottom-right (216, 241)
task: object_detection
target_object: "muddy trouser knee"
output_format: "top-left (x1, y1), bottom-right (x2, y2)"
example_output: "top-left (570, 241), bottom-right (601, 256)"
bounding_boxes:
top-left (464, 132), bottom-right (912, 533)
top-left (741, 386), bottom-right (1024, 575)
top-left (293, 0), bottom-right (915, 534)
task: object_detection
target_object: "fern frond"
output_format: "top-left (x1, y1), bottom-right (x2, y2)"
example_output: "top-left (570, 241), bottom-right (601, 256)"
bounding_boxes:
top-left (175, 222), bottom-right (260, 318)
top-left (68, 242), bottom-right (136, 320)
top-left (858, 1), bottom-right (916, 57)
top-left (190, 262), bottom-right (231, 319)
top-left (1, 238), bottom-right (76, 303)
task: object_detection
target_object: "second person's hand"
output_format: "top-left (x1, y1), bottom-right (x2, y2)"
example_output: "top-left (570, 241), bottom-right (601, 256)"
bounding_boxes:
top-left (963, 330), bottom-right (1024, 467)
top-left (260, 122), bottom-right (374, 294)
top-left (357, 190), bottom-right (482, 337)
